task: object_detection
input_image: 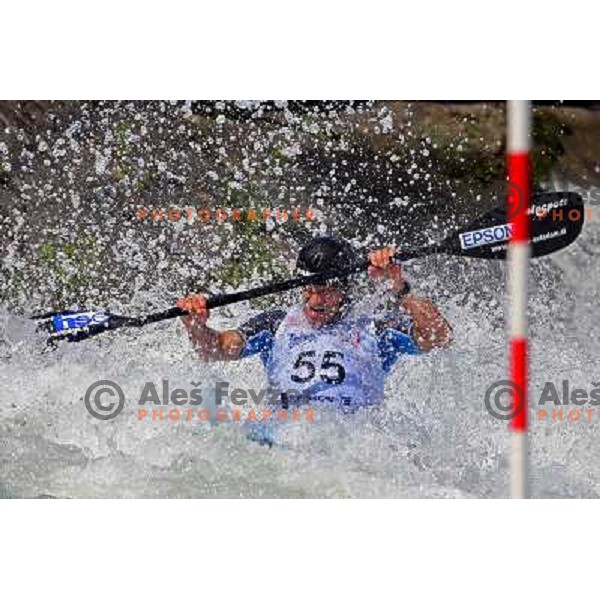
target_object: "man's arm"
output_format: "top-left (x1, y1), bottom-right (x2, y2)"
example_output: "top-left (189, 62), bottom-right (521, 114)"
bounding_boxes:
top-left (176, 294), bottom-right (245, 361)
top-left (368, 246), bottom-right (452, 352)
top-left (398, 293), bottom-right (452, 352)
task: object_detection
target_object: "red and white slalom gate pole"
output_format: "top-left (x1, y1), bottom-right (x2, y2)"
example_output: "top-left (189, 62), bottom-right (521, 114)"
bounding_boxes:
top-left (507, 100), bottom-right (531, 499)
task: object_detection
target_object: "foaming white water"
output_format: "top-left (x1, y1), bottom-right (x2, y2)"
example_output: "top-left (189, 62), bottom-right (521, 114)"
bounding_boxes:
top-left (1, 220), bottom-right (599, 498)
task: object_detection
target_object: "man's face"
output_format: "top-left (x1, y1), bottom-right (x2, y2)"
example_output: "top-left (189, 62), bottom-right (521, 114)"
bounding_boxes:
top-left (302, 284), bottom-right (346, 327)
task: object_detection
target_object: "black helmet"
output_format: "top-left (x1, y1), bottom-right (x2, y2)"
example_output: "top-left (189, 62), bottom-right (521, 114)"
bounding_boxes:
top-left (296, 236), bottom-right (359, 275)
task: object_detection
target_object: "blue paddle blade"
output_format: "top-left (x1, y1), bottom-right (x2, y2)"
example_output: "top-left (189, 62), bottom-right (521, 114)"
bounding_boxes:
top-left (34, 309), bottom-right (120, 343)
top-left (51, 310), bottom-right (111, 333)
top-left (35, 309), bottom-right (109, 332)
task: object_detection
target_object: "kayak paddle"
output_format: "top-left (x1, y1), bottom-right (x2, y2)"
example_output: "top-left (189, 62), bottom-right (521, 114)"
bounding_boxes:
top-left (32, 191), bottom-right (585, 345)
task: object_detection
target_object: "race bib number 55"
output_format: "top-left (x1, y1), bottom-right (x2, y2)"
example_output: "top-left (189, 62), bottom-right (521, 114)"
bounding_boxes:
top-left (290, 350), bottom-right (346, 385)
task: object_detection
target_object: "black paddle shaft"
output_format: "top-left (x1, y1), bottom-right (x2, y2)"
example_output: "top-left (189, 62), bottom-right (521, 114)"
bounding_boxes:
top-left (133, 247), bottom-right (429, 328)
top-left (38, 191), bottom-right (585, 343)
top-left (136, 191), bottom-right (584, 327)
top-left (49, 252), bottom-right (421, 342)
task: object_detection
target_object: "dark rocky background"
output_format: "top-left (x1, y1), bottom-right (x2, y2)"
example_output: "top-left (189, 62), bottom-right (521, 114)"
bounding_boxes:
top-left (1, 100), bottom-right (598, 314)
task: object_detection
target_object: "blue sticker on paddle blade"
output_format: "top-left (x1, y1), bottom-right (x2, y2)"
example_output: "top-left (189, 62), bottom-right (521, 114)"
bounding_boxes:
top-left (51, 311), bottom-right (110, 332)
